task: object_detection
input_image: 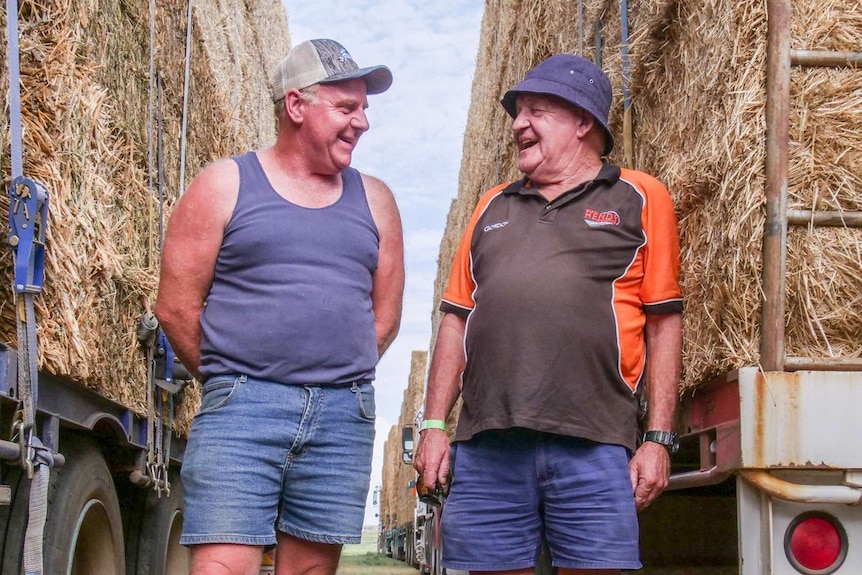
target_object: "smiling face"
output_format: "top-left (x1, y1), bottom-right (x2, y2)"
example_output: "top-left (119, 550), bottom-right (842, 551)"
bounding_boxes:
top-left (511, 93), bottom-right (595, 185)
top-left (300, 78), bottom-right (370, 174)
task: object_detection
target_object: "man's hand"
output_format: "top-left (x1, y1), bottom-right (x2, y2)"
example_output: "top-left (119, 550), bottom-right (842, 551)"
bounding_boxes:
top-left (413, 429), bottom-right (450, 490)
top-left (629, 441), bottom-right (670, 511)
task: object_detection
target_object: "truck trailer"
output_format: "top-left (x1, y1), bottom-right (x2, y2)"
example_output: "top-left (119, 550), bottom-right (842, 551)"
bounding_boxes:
top-left (0, 340), bottom-right (190, 574)
top-left (0, 1), bottom-right (290, 573)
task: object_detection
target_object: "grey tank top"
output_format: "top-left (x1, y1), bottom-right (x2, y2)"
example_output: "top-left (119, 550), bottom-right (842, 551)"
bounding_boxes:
top-left (199, 152), bottom-right (379, 384)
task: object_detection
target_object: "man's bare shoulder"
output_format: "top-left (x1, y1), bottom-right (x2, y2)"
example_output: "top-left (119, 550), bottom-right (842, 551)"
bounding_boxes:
top-left (188, 158), bottom-right (239, 197)
top-left (358, 172), bottom-right (393, 197)
top-left (358, 172), bottom-right (402, 236)
top-left (359, 172), bottom-right (399, 214)
top-left (179, 158), bottom-right (240, 224)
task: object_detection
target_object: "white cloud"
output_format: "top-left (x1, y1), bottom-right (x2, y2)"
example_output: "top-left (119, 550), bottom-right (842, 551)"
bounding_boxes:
top-left (281, 0), bottom-right (483, 527)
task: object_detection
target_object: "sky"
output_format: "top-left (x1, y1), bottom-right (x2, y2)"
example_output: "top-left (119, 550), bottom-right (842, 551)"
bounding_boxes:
top-left (280, 0), bottom-right (485, 526)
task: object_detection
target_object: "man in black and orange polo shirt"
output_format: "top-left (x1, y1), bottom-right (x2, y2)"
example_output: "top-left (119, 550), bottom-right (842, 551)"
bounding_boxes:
top-left (414, 54), bottom-right (683, 575)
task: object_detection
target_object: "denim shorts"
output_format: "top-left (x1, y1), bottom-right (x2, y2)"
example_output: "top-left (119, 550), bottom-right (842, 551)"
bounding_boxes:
top-left (179, 374), bottom-right (375, 546)
top-left (441, 428), bottom-right (641, 571)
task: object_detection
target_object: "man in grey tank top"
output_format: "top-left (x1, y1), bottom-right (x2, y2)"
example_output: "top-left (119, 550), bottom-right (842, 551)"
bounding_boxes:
top-left (155, 39), bottom-right (404, 575)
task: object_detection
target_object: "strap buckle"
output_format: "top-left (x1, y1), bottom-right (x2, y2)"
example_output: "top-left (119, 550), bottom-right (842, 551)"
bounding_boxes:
top-left (8, 176), bottom-right (49, 294)
top-left (154, 331), bottom-right (191, 394)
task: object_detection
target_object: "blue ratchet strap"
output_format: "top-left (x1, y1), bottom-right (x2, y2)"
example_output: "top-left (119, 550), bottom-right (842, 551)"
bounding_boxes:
top-left (158, 331), bottom-right (175, 380)
top-left (8, 1), bottom-right (52, 573)
top-left (155, 330), bottom-right (185, 394)
top-left (9, 177), bottom-right (48, 429)
top-left (9, 177), bottom-right (48, 295)
top-left (154, 330), bottom-right (179, 496)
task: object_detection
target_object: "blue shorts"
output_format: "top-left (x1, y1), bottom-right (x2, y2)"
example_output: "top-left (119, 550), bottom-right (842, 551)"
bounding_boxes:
top-left (441, 428), bottom-right (642, 571)
top-left (179, 374), bottom-right (376, 546)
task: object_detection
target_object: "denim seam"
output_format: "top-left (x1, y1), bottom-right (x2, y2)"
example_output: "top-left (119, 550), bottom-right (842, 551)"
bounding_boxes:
top-left (443, 560), bottom-right (535, 571)
top-left (180, 534), bottom-right (276, 546)
top-left (555, 560), bottom-right (643, 569)
top-left (280, 525), bottom-right (361, 545)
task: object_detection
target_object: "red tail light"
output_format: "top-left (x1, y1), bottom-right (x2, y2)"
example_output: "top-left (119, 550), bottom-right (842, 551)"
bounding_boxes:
top-left (784, 511), bottom-right (847, 574)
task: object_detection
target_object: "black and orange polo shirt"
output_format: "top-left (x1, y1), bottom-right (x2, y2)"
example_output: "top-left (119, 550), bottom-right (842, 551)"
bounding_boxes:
top-left (440, 164), bottom-right (683, 451)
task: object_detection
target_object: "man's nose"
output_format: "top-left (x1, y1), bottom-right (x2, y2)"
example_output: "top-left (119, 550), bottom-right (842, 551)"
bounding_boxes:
top-left (511, 111), bottom-right (528, 131)
top-left (352, 109), bottom-right (370, 131)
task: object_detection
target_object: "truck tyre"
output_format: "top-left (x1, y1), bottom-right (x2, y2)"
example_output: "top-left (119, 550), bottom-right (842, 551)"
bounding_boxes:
top-left (133, 470), bottom-right (189, 575)
top-left (42, 438), bottom-right (126, 575)
top-left (0, 467), bottom-right (28, 575)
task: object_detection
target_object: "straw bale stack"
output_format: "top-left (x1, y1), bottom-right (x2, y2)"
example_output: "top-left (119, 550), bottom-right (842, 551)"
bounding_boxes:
top-left (381, 351), bottom-right (427, 531)
top-left (0, 0), bottom-right (290, 433)
top-left (432, 0), bottom-right (862, 395)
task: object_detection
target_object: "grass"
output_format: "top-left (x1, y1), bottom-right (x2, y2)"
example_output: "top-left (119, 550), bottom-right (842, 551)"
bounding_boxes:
top-left (337, 528), bottom-right (417, 575)
top-left (341, 527), bottom-right (381, 557)
top-left (337, 552), bottom-right (417, 575)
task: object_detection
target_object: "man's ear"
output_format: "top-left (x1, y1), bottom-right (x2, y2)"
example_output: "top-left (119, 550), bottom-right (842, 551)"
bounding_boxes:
top-left (284, 90), bottom-right (306, 124)
top-left (575, 109), bottom-right (595, 139)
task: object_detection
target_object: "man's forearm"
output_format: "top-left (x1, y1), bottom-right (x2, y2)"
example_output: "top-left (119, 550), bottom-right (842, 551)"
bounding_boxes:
top-left (155, 305), bottom-right (204, 381)
top-left (424, 313), bottom-right (467, 422)
top-left (376, 318), bottom-right (400, 359)
top-left (645, 312), bottom-right (683, 430)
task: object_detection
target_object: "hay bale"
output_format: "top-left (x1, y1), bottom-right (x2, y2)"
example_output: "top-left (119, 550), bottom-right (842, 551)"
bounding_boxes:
top-left (0, 0), bottom-right (290, 433)
top-left (632, 0), bottom-right (862, 386)
top-left (380, 424), bottom-right (400, 532)
top-left (433, 0), bottom-right (862, 393)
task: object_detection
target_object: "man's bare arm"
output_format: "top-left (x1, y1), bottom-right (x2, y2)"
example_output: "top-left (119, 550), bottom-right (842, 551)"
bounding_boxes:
top-left (363, 174), bottom-right (405, 358)
top-left (154, 160), bottom-right (238, 380)
top-left (630, 311), bottom-right (683, 511)
top-left (414, 312), bottom-right (466, 489)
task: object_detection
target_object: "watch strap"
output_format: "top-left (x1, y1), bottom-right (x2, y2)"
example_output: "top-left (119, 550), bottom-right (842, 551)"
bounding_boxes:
top-left (643, 430), bottom-right (679, 453)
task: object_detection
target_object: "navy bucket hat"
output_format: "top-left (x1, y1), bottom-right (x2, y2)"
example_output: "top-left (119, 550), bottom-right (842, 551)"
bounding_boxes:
top-left (501, 54), bottom-right (614, 156)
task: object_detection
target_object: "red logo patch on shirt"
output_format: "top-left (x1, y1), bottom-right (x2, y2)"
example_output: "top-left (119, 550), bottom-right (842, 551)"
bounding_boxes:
top-left (583, 208), bottom-right (621, 227)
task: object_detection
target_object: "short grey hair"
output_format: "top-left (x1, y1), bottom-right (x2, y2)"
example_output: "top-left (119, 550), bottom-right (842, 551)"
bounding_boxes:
top-left (274, 84), bottom-right (320, 122)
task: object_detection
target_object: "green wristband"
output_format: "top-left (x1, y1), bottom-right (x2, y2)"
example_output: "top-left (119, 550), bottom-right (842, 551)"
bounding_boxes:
top-left (419, 419), bottom-right (446, 432)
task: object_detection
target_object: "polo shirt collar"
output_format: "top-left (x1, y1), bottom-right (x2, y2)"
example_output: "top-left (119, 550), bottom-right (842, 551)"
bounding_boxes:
top-left (503, 162), bottom-right (621, 197)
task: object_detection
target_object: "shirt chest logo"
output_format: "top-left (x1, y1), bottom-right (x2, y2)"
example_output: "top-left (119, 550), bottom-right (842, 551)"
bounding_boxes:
top-left (583, 208), bottom-right (620, 227)
top-left (483, 220), bottom-right (509, 232)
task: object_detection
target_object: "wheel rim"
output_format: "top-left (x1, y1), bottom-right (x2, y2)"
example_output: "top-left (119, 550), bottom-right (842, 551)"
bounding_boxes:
top-left (162, 509), bottom-right (189, 574)
top-left (67, 499), bottom-right (119, 575)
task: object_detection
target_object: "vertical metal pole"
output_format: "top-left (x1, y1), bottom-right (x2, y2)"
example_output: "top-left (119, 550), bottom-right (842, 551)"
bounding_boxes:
top-left (595, 20), bottom-right (603, 67)
top-left (157, 73), bottom-right (165, 252)
top-left (621, 0), bottom-right (633, 166)
top-left (6, 0), bottom-right (23, 180)
top-left (178, 0), bottom-right (193, 197)
top-left (577, 0), bottom-right (584, 56)
top-left (761, 0), bottom-right (791, 371)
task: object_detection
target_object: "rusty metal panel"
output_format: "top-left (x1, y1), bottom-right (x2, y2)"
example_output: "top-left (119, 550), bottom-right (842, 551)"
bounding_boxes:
top-left (738, 367), bottom-right (862, 468)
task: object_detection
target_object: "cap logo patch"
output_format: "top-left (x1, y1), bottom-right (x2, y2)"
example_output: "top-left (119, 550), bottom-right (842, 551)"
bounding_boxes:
top-left (338, 47), bottom-right (351, 63)
top-left (583, 208), bottom-right (620, 227)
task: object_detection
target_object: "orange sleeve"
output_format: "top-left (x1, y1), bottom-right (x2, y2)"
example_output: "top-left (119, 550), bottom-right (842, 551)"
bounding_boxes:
top-left (621, 169), bottom-right (683, 311)
top-left (440, 184), bottom-right (510, 314)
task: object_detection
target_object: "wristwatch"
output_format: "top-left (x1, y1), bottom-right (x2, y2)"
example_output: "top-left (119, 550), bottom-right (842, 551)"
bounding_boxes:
top-left (643, 430), bottom-right (680, 454)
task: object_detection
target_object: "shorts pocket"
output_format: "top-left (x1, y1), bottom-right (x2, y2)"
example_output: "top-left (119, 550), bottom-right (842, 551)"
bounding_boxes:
top-left (356, 384), bottom-right (376, 421)
top-left (198, 375), bottom-right (244, 415)
top-left (449, 443), bottom-right (458, 479)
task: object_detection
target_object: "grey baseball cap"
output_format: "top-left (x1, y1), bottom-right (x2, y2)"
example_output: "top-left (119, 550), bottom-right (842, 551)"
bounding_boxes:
top-left (501, 54), bottom-right (614, 156)
top-left (270, 39), bottom-right (393, 102)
